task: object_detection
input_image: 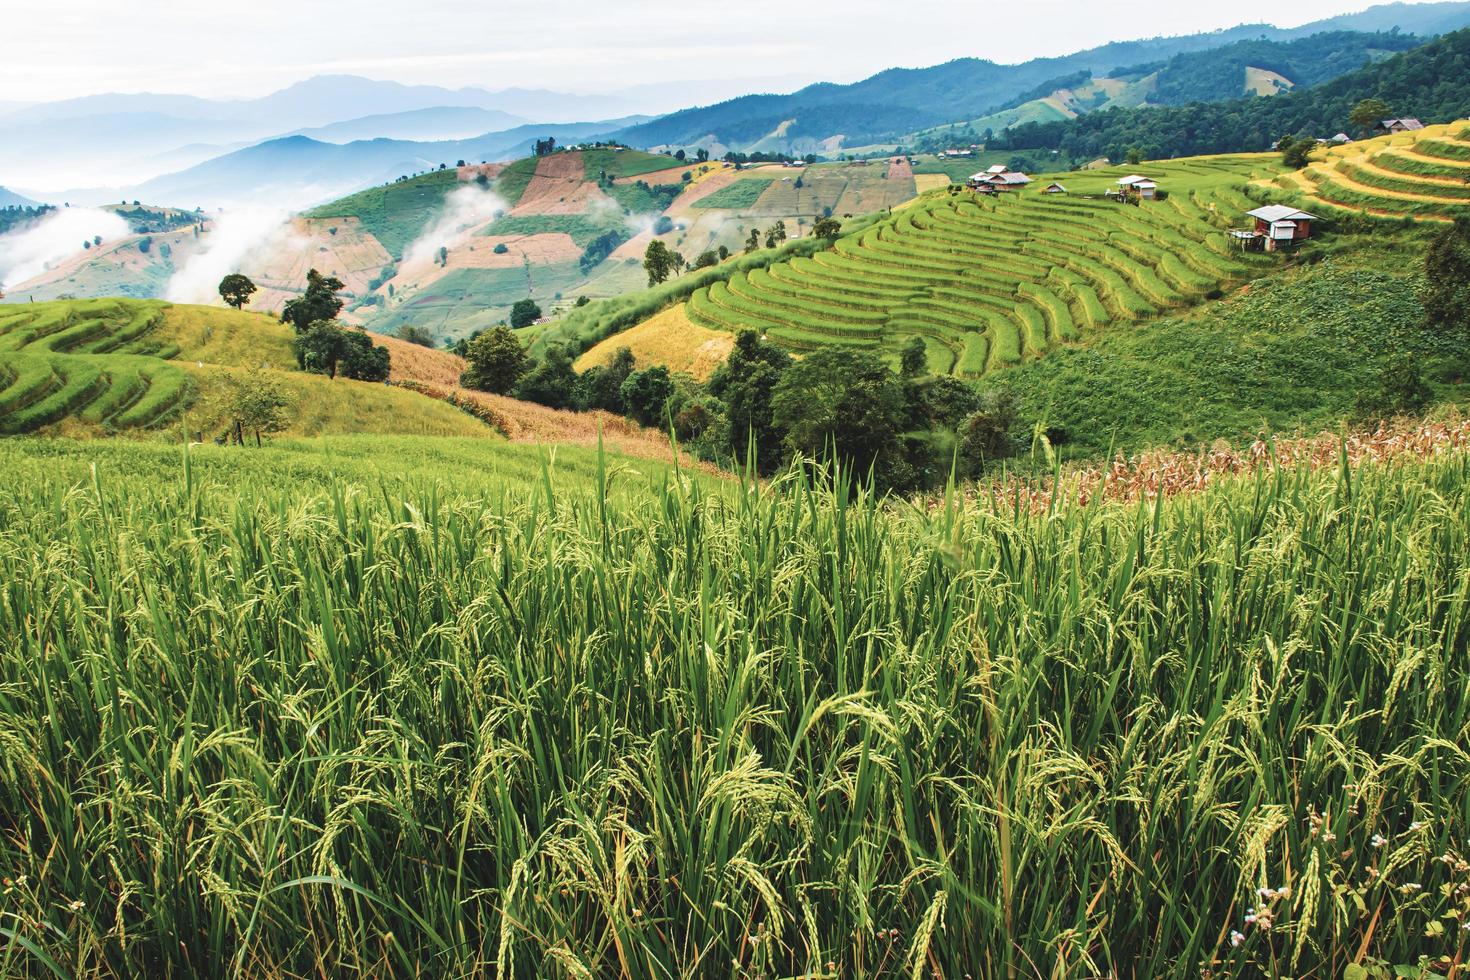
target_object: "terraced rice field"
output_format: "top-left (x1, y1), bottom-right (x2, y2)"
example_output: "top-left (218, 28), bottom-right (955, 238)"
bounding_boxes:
top-left (1281, 121), bottom-right (1470, 221)
top-left (686, 158), bottom-right (1270, 375)
top-left (0, 299), bottom-right (192, 434)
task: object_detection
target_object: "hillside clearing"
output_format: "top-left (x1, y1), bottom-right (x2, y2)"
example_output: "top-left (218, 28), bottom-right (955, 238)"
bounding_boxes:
top-left (575, 304), bottom-right (733, 381)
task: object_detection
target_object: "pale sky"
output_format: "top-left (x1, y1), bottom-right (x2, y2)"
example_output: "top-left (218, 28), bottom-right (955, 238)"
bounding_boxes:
top-left (0, 0), bottom-right (1406, 105)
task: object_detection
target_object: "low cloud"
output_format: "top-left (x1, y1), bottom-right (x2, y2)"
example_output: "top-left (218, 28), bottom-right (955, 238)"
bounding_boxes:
top-left (0, 207), bottom-right (131, 291)
top-left (164, 207), bottom-right (302, 304)
top-left (402, 184), bottom-right (506, 268)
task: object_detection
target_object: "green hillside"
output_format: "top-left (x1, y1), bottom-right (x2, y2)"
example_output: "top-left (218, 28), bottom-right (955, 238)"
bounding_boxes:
top-left (686, 157), bottom-right (1276, 375)
top-left (982, 246), bottom-right (1463, 457)
top-left (305, 168), bottom-right (460, 259)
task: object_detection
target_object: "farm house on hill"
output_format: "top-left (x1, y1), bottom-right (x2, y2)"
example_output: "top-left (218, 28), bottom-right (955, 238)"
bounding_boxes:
top-left (1042, 181), bottom-right (1068, 194)
top-left (1115, 174), bottom-right (1159, 200)
top-left (1377, 118), bottom-right (1425, 134)
top-left (1231, 205), bottom-right (1317, 251)
top-left (968, 170), bottom-right (1032, 192)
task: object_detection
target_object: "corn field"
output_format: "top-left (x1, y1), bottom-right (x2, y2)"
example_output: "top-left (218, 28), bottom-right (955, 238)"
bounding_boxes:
top-left (1, 439), bottom-right (1469, 977)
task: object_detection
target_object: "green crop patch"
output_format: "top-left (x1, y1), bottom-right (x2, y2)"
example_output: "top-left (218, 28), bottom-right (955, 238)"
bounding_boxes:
top-left (690, 177), bottom-right (776, 210)
top-left (306, 170), bottom-right (460, 259)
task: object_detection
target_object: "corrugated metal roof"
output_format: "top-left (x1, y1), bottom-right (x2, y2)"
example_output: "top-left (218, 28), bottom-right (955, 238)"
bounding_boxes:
top-left (1248, 204), bottom-right (1317, 223)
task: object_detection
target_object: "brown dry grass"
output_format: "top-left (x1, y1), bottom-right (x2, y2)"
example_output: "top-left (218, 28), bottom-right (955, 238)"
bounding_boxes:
top-left (376, 335), bottom-right (466, 387)
top-left (404, 381), bottom-right (722, 472)
top-left (962, 416), bottom-right (1470, 513)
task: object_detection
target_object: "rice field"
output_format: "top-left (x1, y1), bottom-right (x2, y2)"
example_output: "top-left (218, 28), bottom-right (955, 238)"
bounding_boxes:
top-left (1, 435), bottom-right (1468, 977)
top-left (0, 299), bottom-right (193, 433)
top-left (684, 158), bottom-right (1274, 375)
top-left (1280, 121), bottom-right (1470, 221)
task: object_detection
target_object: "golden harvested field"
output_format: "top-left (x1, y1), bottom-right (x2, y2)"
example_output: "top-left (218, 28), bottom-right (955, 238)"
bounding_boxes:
top-left (375, 334), bottom-right (467, 387)
top-left (575, 304), bottom-right (734, 381)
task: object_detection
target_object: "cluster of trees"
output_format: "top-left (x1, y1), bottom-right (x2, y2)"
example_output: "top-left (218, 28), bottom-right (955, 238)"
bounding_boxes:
top-left (457, 325), bottom-right (1019, 492)
top-left (0, 204), bottom-right (53, 236)
top-left (116, 205), bottom-right (198, 234)
top-left (281, 269), bottom-right (391, 381)
top-left (986, 29), bottom-right (1470, 161)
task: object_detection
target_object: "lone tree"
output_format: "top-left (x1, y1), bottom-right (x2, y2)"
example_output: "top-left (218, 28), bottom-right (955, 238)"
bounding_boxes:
top-left (1349, 98), bottom-right (1391, 137)
top-left (620, 365), bottom-right (674, 427)
top-left (218, 273), bottom-right (257, 310)
top-left (900, 336), bottom-right (928, 377)
top-left (509, 298), bottom-right (542, 329)
top-left (459, 326), bottom-right (527, 394)
top-left (644, 240), bottom-right (676, 286)
top-left (745, 228), bottom-right (761, 253)
top-left (1422, 217), bottom-right (1470, 340)
top-left (281, 269), bottom-right (344, 333)
top-left (812, 216), bottom-right (842, 240)
top-left (217, 369), bottom-right (291, 446)
top-left (294, 321), bottom-right (390, 380)
top-left (1278, 134), bottom-right (1313, 170)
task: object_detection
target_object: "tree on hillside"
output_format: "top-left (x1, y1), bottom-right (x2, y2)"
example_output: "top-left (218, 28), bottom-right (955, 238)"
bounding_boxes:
top-left (771, 347), bottom-right (912, 492)
top-left (295, 321), bottom-right (348, 378)
top-left (1422, 217), bottom-right (1470, 341)
top-left (338, 328), bottom-right (391, 381)
top-left (575, 346), bottom-right (635, 413)
top-left (1349, 97), bottom-right (1391, 136)
top-left (693, 250), bottom-right (720, 270)
top-left (460, 326), bottom-right (528, 394)
top-left (218, 273), bottom-right (257, 310)
top-left (514, 343), bottom-right (578, 409)
top-left (281, 269), bottom-right (344, 333)
top-left (707, 329), bottom-right (792, 474)
top-left (620, 365), bottom-right (674, 427)
top-left (644, 240), bottom-right (676, 286)
top-left (813, 216), bottom-right (842, 240)
top-left (1278, 134), bottom-right (1313, 170)
top-left (294, 321), bottom-right (390, 380)
top-left (395, 324), bottom-right (436, 348)
top-left (745, 228), bottom-right (761, 254)
top-left (510, 298), bottom-right (542, 329)
top-left (696, 148), bottom-right (709, 162)
top-left (218, 369), bottom-right (292, 447)
top-left (900, 336), bottom-right (928, 378)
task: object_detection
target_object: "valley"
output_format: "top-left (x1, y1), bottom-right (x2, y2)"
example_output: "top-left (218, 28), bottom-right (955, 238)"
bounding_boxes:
top-left (5, 6), bottom-right (1470, 978)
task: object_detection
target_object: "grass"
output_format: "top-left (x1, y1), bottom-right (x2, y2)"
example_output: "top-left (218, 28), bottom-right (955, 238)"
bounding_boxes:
top-left (690, 177), bottom-right (776, 209)
top-left (306, 169), bottom-right (460, 259)
top-left (0, 434), bottom-right (1468, 976)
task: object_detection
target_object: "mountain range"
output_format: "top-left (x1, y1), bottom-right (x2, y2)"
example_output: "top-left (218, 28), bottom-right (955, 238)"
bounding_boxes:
top-left (6, 1), bottom-right (1470, 214)
top-left (606, 2), bottom-right (1470, 152)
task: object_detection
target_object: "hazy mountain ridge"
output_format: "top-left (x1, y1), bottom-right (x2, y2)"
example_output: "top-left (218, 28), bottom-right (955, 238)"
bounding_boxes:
top-left (606, 2), bottom-right (1470, 152)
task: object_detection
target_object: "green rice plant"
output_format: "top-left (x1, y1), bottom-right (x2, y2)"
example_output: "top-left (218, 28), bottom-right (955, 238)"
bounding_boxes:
top-left (0, 358), bottom-right (106, 433)
top-left (1018, 282), bottom-right (1080, 341)
top-left (111, 363), bottom-right (192, 428)
top-left (1413, 137), bottom-right (1470, 162)
top-left (0, 354), bottom-right (60, 414)
top-left (2, 437), bottom-right (1469, 977)
top-left (956, 330), bottom-right (989, 375)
